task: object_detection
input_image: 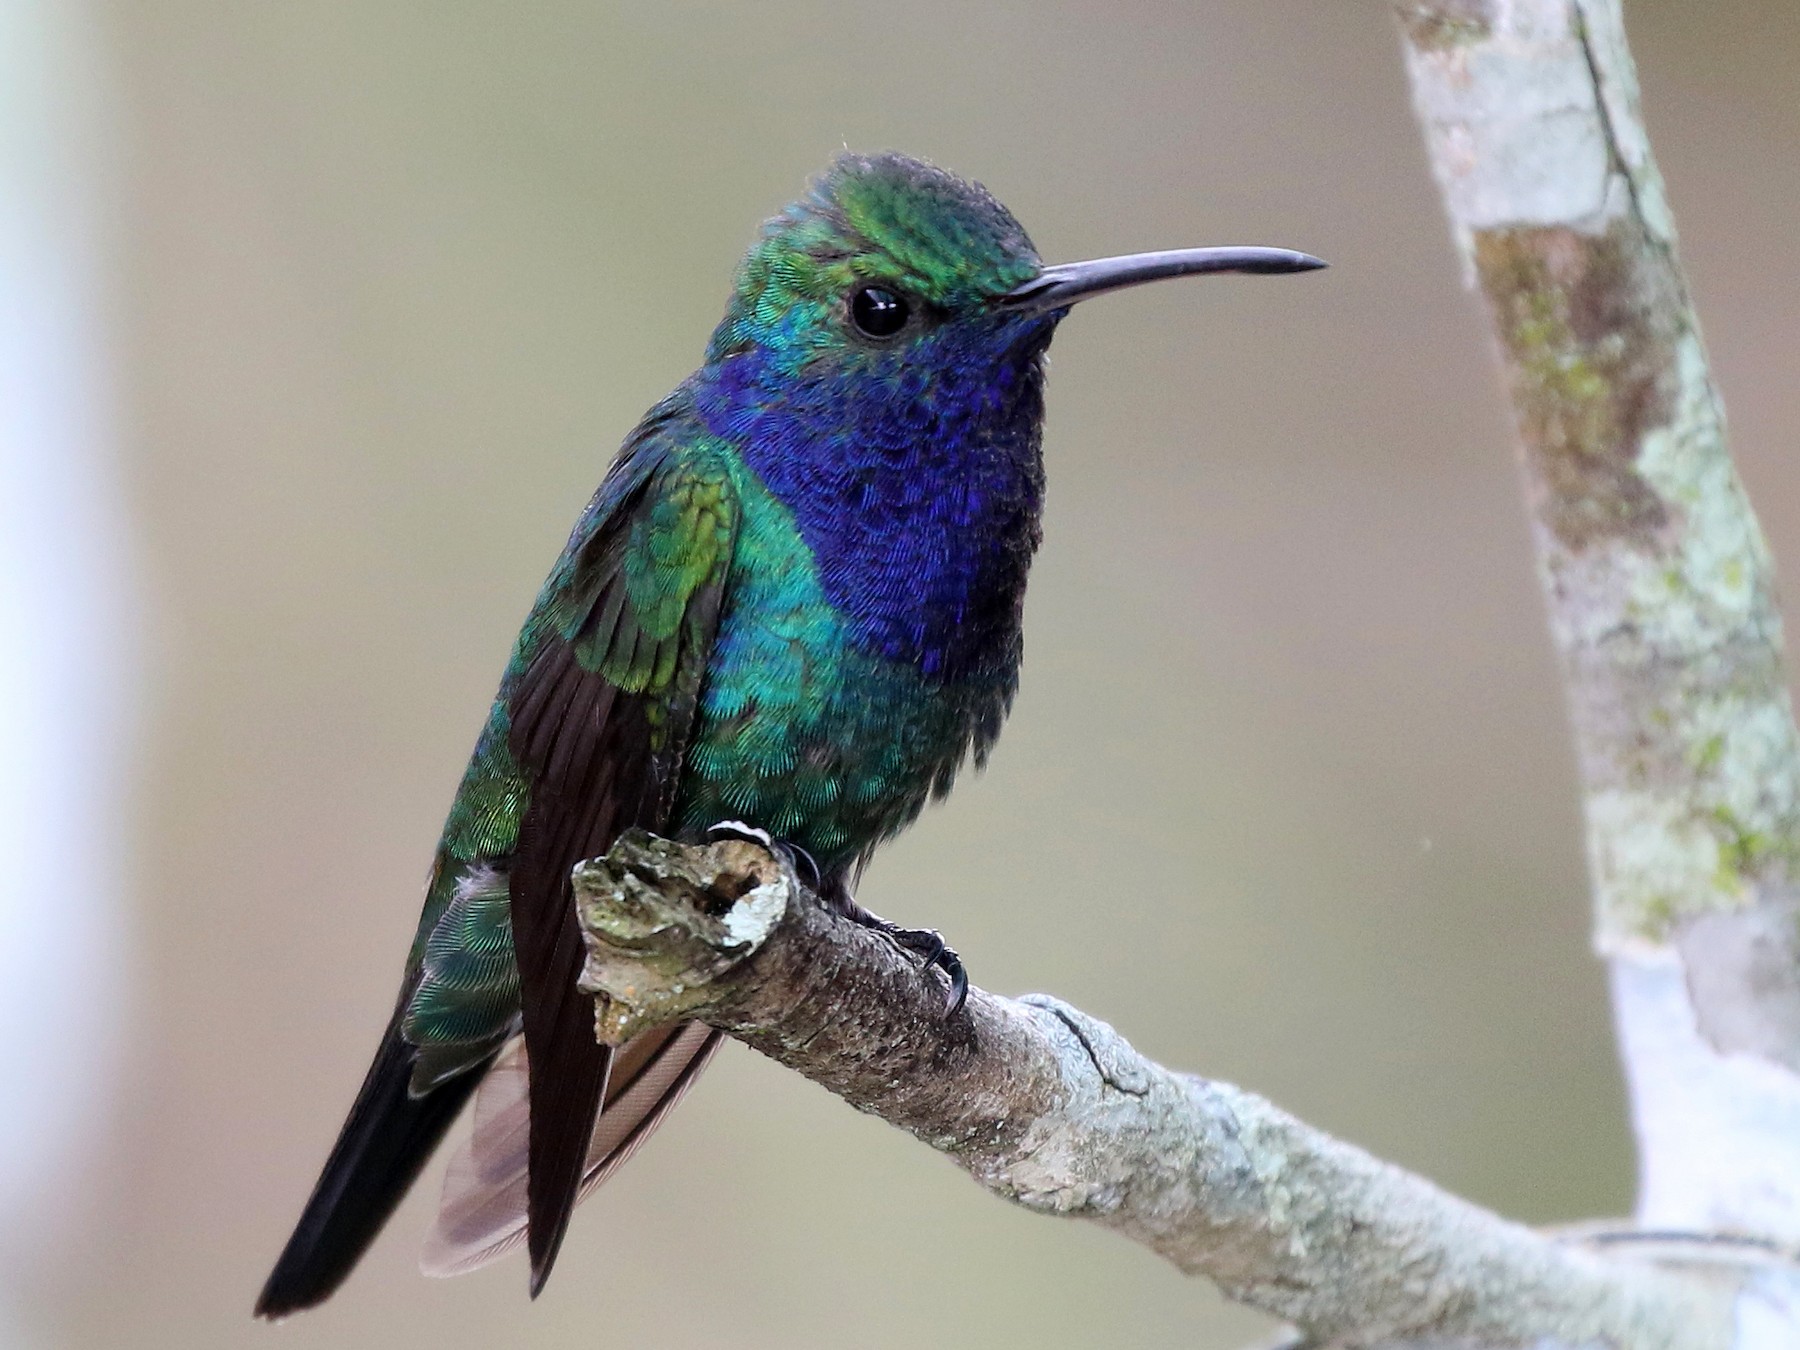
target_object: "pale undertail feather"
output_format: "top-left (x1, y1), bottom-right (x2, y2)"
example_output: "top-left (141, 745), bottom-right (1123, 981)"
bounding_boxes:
top-left (420, 1022), bottom-right (724, 1277)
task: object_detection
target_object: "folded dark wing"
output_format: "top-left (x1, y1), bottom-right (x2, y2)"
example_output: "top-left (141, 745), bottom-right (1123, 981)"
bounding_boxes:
top-left (503, 439), bottom-right (737, 1294)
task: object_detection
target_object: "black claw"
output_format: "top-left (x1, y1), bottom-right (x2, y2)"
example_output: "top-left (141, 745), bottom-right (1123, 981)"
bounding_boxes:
top-left (785, 842), bottom-right (822, 892)
top-left (887, 927), bottom-right (968, 1017)
top-left (942, 955), bottom-right (969, 1017)
top-left (829, 892), bottom-right (970, 1018)
top-left (902, 929), bottom-right (945, 964)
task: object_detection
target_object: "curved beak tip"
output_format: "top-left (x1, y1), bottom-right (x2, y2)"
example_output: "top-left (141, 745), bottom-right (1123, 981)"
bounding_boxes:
top-left (1225, 251), bottom-right (1329, 276)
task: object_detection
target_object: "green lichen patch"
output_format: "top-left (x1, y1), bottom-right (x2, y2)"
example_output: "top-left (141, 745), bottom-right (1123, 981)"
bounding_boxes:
top-left (1590, 690), bottom-right (1800, 945)
top-left (1626, 333), bottom-right (1775, 650)
top-left (1474, 221), bottom-right (1677, 554)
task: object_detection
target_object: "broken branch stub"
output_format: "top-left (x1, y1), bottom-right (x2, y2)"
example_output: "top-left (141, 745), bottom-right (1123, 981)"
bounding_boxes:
top-left (574, 831), bottom-right (788, 1043)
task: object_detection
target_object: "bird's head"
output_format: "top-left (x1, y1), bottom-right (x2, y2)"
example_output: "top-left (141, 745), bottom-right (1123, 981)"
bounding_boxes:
top-left (703, 150), bottom-right (1322, 389)
top-left (689, 152), bottom-right (1321, 678)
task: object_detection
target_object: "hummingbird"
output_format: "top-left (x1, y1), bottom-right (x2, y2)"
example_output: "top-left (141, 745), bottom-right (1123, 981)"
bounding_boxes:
top-left (255, 151), bottom-right (1321, 1317)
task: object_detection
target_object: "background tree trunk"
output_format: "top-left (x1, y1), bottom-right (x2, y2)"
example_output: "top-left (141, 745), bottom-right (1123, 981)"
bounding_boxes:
top-left (1399, 0), bottom-right (1800, 1281)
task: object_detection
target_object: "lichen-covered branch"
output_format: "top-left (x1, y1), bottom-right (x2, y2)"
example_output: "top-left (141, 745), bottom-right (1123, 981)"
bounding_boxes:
top-left (574, 831), bottom-right (1731, 1350)
top-left (1398, 0), bottom-right (1800, 1257)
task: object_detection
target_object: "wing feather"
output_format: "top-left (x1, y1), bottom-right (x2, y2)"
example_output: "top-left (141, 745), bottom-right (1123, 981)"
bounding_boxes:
top-left (502, 440), bottom-right (737, 1294)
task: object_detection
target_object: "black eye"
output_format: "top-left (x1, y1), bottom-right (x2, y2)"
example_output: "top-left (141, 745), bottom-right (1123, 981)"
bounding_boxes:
top-left (850, 286), bottom-right (910, 339)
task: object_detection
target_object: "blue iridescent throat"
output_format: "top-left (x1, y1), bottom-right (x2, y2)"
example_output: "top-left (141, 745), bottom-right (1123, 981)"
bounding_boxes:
top-left (691, 319), bottom-right (1053, 681)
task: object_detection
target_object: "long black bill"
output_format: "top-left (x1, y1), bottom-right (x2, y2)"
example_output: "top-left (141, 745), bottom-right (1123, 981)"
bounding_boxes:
top-left (997, 246), bottom-right (1326, 317)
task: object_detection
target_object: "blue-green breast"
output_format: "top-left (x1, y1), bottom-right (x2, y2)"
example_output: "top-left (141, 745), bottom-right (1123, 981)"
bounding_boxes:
top-left (673, 444), bottom-right (1020, 875)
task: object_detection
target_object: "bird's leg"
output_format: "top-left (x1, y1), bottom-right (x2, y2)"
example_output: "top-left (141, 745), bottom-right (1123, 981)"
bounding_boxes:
top-left (819, 877), bottom-right (968, 1017)
top-left (703, 822), bottom-right (966, 1015)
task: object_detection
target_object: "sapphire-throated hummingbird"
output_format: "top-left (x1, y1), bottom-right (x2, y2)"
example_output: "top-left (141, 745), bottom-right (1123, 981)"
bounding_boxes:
top-left (256, 151), bottom-right (1321, 1315)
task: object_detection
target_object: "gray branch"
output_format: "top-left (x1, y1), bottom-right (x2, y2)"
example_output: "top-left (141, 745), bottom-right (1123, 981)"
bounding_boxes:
top-left (574, 832), bottom-right (1734, 1350)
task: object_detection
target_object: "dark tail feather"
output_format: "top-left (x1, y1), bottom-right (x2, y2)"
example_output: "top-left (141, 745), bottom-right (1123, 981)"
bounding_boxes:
top-left (523, 1028), bottom-right (611, 1297)
top-left (255, 1019), bottom-right (492, 1319)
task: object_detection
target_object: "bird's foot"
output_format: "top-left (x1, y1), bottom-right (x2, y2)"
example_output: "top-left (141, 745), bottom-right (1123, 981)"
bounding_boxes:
top-left (827, 885), bottom-right (967, 1017)
top-left (881, 923), bottom-right (968, 1017)
top-left (704, 820), bottom-right (821, 890)
top-left (702, 823), bottom-right (967, 1015)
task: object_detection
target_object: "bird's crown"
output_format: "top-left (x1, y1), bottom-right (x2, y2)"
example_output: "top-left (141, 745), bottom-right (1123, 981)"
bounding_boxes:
top-left (706, 152), bottom-right (1043, 364)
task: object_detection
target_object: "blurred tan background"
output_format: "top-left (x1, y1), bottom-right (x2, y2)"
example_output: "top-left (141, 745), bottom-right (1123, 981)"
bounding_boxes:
top-left (9, 1), bottom-right (1799, 1347)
